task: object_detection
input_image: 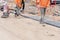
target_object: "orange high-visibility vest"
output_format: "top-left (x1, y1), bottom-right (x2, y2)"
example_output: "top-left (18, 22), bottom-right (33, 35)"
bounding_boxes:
top-left (14, 0), bottom-right (22, 8)
top-left (36, 0), bottom-right (50, 8)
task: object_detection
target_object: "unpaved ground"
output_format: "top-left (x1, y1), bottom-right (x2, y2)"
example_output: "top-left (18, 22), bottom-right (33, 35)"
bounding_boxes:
top-left (0, 12), bottom-right (60, 40)
top-left (0, 1), bottom-right (60, 40)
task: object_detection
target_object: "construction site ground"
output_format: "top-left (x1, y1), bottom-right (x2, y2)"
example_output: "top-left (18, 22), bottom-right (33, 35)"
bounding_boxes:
top-left (0, 1), bottom-right (60, 40)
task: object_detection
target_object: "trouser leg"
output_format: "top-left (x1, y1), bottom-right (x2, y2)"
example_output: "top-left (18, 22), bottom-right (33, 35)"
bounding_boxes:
top-left (15, 6), bottom-right (21, 16)
top-left (21, 0), bottom-right (25, 12)
top-left (22, 1), bottom-right (25, 11)
top-left (40, 8), bottom-right (46, 24)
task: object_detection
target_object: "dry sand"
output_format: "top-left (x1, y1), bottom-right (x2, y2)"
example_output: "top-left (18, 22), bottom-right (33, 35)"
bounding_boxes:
top-left (0, 12), bottom-right (60, 40)
top-left (0, 1), bottom-right (60, 40)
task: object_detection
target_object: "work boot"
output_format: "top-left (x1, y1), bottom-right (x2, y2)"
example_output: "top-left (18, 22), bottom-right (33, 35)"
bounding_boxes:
top-left (20, 10), bottom-right (24, 13)
top-left (1, 13), bottom-right (9, 18)
top-left (15, 10), bottom-right (20, 17)
top-left (40, 18), bottom-right (44, 24)
top-left (15, 13), bottom-right (20, 17)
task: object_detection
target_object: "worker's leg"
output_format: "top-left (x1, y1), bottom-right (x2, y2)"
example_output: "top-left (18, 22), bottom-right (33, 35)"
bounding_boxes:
top-left (22, 1), bottom-right (25, 11)
top-left (15, 6), bottom-right (21, 17)
top-left (21, 0), bottom-right (25, 12)
top-left (1, 5), bottom-right (9, 18)
top-left (40, 8), bottom-right (46, 24)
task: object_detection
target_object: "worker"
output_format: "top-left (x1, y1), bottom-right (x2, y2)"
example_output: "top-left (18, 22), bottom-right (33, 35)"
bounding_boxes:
top-left (14, 0), bottom-right (25, 16)
top-left (1, 0), bottom-right (25, 18)
top-left (36, 0), bottom-right (50, 24)
top-left (1, 0), bottom-right (9, 18)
